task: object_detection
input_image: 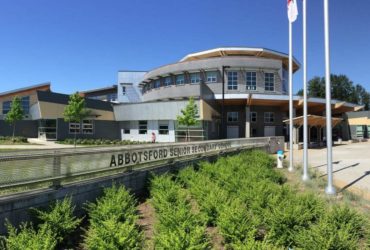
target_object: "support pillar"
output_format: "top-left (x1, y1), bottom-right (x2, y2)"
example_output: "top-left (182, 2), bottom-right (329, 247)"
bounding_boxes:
top-left (245, 106), bottom-right (251, 138)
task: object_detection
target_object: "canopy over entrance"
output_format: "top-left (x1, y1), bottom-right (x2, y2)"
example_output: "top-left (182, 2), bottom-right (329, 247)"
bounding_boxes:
top-left (283, 115), bottom-right (342, 128)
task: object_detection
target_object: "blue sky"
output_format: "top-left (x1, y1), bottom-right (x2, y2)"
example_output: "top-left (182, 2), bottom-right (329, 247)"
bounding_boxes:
top-left (0, 0), bottom-right (369, 94)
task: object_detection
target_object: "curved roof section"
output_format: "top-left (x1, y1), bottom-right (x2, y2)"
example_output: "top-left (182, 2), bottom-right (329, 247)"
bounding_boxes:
top-left (180, 47), bottom-right (300, 72)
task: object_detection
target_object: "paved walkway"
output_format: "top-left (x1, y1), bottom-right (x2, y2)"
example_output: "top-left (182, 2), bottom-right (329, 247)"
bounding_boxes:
top-left (0, 138), bottom-right (78, 150)
top-left (289, 141), bottom-right (370, 199)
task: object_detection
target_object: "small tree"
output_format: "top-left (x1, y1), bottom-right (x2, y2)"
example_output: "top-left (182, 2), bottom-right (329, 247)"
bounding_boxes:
top-left (177, 97), bottom-right (198, 141)
top-left (5, 96), bottom-right (24, 141)
top-left (63, 93), bottom-right (90, 147)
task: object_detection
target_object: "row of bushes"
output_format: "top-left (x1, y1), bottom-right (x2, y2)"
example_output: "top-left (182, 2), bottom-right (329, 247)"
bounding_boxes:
top-left (150, 175), bottom-right (210, 249)
top-left (1, 197), bottom-right (81, 249)
top-left (0, 136), bottom-right (28, 143)
top-left (58, 138), bottom-right (149, 145)
top-left (177, 150), bottom-right (370, 249)
top-left (83, 185), bottom-right (143, 249)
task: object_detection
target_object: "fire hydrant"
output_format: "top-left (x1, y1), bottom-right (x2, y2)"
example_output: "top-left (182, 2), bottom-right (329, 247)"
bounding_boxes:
top-left (277, 150), bottom-right (284, 169)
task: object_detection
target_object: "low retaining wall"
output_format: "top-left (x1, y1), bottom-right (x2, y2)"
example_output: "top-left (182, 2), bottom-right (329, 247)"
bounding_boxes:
top-left (0, 137), bottom-right (283, 234)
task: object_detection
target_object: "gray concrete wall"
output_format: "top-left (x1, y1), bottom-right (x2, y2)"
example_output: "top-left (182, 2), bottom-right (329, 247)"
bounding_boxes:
top-left (0, 120), bottom-right (38, 138)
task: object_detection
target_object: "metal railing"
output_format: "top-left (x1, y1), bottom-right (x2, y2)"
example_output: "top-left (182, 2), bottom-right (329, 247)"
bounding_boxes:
top-left (0, 137), bottom-right (281, 193)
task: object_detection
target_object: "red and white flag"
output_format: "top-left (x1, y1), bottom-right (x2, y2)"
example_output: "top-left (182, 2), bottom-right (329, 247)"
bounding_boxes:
top-left (287, 0), bottom-right (299, 23)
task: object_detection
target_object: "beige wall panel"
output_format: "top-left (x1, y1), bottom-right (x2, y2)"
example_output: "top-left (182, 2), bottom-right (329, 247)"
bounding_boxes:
top-left (38, 102), bottom-right (115, 120)
top-left (348, 117), bottom-right (370, 126)
top-left (200, 100), bottom-right (219, 121)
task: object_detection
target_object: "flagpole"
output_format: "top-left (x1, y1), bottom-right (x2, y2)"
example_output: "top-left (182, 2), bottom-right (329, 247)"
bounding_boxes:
top-left (302, 0), bottom-right (309, 181)
top-left (324, 0), bottom-right (335, 195)
top-left (288, 19), bottom-right (294, 172)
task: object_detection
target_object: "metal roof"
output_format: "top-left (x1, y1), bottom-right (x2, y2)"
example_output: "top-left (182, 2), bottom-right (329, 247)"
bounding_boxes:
top-left (0, 82), bottom-right (51, 97)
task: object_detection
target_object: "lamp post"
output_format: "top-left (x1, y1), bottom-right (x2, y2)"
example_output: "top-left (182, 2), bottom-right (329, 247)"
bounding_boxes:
top-left (222, 66), bottom-right (230, 139)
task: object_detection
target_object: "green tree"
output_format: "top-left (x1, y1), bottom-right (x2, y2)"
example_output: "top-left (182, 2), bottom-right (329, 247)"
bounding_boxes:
top-left (63, 92), bottom-right (90, 147)
top-left (177, 97), bottom-right (199, 141)
top-left (5, 96), bottom-right (24, 141)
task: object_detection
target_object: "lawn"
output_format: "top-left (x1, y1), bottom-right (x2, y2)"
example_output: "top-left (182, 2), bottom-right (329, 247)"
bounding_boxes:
top-left (1, 150), bottom-right (369, 249)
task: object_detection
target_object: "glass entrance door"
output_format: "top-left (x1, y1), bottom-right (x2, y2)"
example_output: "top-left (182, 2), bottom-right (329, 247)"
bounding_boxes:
top-left (38, 119), bottom-right (57, 140)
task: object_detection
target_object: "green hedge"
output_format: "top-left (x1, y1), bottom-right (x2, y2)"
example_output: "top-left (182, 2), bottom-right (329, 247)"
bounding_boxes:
top-left (58, 138), bottom-right (149, 146)
top-left (0, 136), bottom-right (28, 143)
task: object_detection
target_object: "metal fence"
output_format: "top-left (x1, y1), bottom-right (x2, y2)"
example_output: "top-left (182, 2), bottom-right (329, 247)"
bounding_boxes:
top-left (0, 137), bottom-right (282, 193)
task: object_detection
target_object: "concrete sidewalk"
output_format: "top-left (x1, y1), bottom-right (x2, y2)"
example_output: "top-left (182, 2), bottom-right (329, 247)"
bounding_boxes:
top-left (289, 141), bottom-right (370, 199)
top-left (0, 138), bottom-right (79, 150)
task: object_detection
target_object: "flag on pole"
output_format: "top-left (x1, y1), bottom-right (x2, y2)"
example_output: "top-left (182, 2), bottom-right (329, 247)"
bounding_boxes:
top-left (288, 0), bottom-right (299, 23)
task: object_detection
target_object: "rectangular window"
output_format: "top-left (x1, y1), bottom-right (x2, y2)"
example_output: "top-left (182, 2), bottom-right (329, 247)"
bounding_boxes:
top-left (20, 96), bottom-right (30, 114)
top-left (164, 76), bottom-right (172, 87)
top-left (107, 93), bottom-right (117, 102)
top-left (159, 121), bottom-right (169, 135)
top-left (190, 73), bottom-right (201, 84)
top-left (82, 120), bottom-right (94, 134)
top-left (154, 79), bottom-right (161, 88)
top-left (227, 112), bottom-right (239, 122)
top-left (69, 122), bottom-right (80, 134)
top-left (122, 86), bottom-right (126, 95)
top-left (264, 73), bottom-right (274, 91)
top-left (227, 71), bottom-right (238, 90)
top-left (250, 112), bottom-right (257, 123)
top-left (206, 71), bottom-right (217, 83)
top-left (176, 74), bottom-right (185, 85)
top-left (246, 72), bottom-right (257, 91)
top-left (264, 112), bottom-right (275, 123)
top-left (2, 101), bottom-right (11, 115)
top-left (139, 120), bottom-right (147, 134)
top-left (122, 121), bottom-right (130, 134)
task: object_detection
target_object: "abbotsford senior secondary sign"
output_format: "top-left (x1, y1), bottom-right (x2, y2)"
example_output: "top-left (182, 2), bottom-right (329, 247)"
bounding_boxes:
top-left (109, 142), bottom-right (232, 167)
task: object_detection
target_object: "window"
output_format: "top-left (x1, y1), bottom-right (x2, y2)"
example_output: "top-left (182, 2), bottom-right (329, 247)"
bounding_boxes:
top-left (107, 93), bottom-right (117, 102)
top-left (154, 79), bottom-right (161, 88)
top-left (82, 120), bottom-right (94, 134)
top-left (227, 71), bottom-right (238, 90)
top-left (264, 73), bottom-right (274, 91)
top-left (190, 73), bottom-right (201, 84)
top-left (69, 122), bottom-right (80, 134)
top-left (122, 121), bottom-right (130, 134)
top-left (122, 86), bottom-right (126, 95)
top-left (159, 121), bottom-right (169, 135)
top-left (176, 74), bottom-right (185, 85)
top-left (227, 112), bottom-right (239, 122)
top-left (246, 72), bottom-right (257, 91)
top-left (164, 76), bottom-right (172, 87)
top-left (2, 101), bottom-right (11, 115)
top-left (139, 121), bottom-right (147, 134)
top-left (264, 112), bottom-right (275, 123)
top-left (252, 128), bottom-right (257, 137)
top-left (250, 112), bottom-right (257, 123)
top-left (206, 71), bottom-right (217, 83)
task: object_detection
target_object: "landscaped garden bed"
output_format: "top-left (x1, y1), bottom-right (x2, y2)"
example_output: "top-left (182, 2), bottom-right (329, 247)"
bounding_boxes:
top-left (1, 150), bottom-right (369, 249)
top-left (0, 136), bottom-right (28, 145)
top-left (57, 138), bottom-right (149, 146)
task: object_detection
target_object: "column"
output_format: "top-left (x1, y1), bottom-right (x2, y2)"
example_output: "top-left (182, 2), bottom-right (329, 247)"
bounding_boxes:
top-left (245, 106), bottom-right (251, 138)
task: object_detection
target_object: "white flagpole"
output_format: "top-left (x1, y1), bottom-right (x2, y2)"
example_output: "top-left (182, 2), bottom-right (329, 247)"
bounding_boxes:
top-left (302, 0), bottom-right (309, 181)
top-left (289, 19), bottom-right (294, 172)
top-left (324, 0), bottom-right (335, 195)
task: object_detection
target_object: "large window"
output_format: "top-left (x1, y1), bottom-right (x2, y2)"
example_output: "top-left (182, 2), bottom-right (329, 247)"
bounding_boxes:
top-left (139, 121), bottom-right (148, 134)
top-left (227, 112), bottom-right (239, 122)
top-left (264, 73), bottom-right (274, 91)
top-left (206, 71), bottom-right (217, 83)
top-left (69, 122), bottom-right (80, 134)
top-left (154, 79), bottom-right (161, 88)
top-left (246, 72), bottom-right (257, 91)
top-left (159, 121), bottom-right (169, 135)
top-left (264, 112), bottom-right (275, 123)
top-left (82, 120), bottom-right (94, 134)
top-left (250, 112), bottom-right (257, 123)
top-left (227, 71), bottom-right (238, 90)
top-left (164, 76), bottom-right (172, 87)
top-left (122, 86), bottom-right (126, 95)
top-left (176, 74), bottom-right (185, 85)
top-left (190, 73), bottom-right (201, 84)
top-left (2, 101), bottom-right (11, 115)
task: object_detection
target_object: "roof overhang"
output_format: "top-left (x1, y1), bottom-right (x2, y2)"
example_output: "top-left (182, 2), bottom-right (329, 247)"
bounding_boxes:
top-left (283, 115), bottom-right (342, 128)
top-left (180, 47), bottom-right (300, 72)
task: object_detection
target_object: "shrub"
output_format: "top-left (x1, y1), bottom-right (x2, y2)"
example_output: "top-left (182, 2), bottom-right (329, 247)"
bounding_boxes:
top-left (84, 218), bottom-right (143, 250)
top-left (32, 197), bottom-right (82, 244)
top-left (2, 222), bottom-right (57, 250)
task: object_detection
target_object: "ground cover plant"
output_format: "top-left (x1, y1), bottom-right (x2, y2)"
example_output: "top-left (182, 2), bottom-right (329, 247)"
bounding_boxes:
top-left (57, 138), bottom-right (148, 146)
top-left (0, 136), bottom-right (28, 144)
